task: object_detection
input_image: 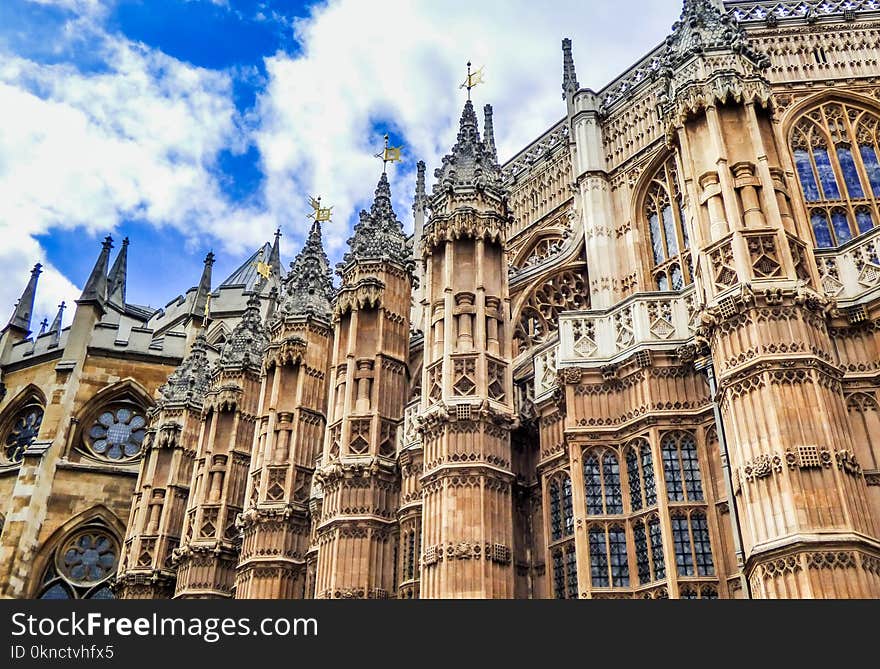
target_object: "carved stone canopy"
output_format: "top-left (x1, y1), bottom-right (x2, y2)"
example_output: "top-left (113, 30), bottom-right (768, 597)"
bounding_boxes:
top-left (157, 332), bottom-right (212, 407)
top-left (275, 219), bottom-right (335, 322)
top-left (341, 173), bottom-right (412, 272)
top-left (218, 292), bottom-right (269, 371)
top-left (431, 99), bottom-right (503, 200)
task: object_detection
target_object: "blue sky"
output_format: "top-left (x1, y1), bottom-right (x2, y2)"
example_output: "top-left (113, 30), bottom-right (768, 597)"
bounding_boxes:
top-left (0, 0), bottom-right (682, 325)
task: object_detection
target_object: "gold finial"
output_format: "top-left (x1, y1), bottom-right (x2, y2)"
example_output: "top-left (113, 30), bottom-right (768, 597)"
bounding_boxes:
top-left (308, 195), bottom-right (333, 223)
top-left (460, 61), bottom-right (484, 100)
top-left (375, 133), bottom-right (403, 173)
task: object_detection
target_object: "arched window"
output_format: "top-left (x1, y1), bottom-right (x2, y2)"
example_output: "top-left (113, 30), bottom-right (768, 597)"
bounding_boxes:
top-left (1, 400), bottom-right (44, 465)
top-left (791, 100), bottom-right (880, 247)
top-left (670, 510), bottom-right (714, 577)
top-left (661, 432), bottom-right (704, 503)
top-left (633, 515), bottom-right (665, 586)
top-left (588, 524), bottom-right (629, 588)
top-left (37, 523), bottom-right (119, 599)
top-left (625, 439), bottom-right (657, 511)
top-left (548, 472), bottom-right (575, 542)
top-left (514, 268), bottom-right (589, 354)
top-left (583, 449), bottom-right (623, 515)
top-left (643, 157), bottom-right (692, 291)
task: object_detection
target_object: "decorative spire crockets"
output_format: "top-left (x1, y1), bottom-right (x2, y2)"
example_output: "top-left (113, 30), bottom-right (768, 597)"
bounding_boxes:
top-left (6, 263), bottom-right (42, 334)
top-left (342, 172), bottom-right (411, 269)
top-left (276, 219), bottom-right (335, 321)
top-left (157, 333), bottom-right (212, 407)
top-left (218, 292), bottom-right (268, 370)
top-left (432, 99), bottom-right (503, 195)
top-left (562, 37), bottom-right (579, 98)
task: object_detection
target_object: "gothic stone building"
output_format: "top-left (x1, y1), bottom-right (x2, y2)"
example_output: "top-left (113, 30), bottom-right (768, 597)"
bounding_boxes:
top-left (2, 0), bottom-right (880, 600)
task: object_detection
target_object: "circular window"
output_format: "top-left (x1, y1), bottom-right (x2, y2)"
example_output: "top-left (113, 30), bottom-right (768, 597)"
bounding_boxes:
top-left (3, 404), bottom-right (43, 464)
top-left (57, 530), bottom-right (119, 586)
top-left (85, 405), bottom-right (147, 461)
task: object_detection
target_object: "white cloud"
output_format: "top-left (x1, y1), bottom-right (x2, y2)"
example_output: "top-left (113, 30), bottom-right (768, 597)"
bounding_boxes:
top-left (0, 0), bottom-right (682, 330)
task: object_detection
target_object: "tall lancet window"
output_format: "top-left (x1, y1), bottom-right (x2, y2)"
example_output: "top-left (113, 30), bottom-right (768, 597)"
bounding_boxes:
top-left (643, 157), bottom-right (692, 291)
top-left (791, 100), bottom-right (880, 247)
top-left (548, 471), bottom-right (577, 599)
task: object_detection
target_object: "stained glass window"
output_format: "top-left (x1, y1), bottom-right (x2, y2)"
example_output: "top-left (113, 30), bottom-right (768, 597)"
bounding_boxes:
top-left (671, 511), bottom-right (715, 578)
top-left (662, 432), bottom-right (703, 503)
top-left (84, 404), bottom-right (147, 461)
top-left (583, 450), bottom-right (623, 515)
top-left (792, 101), bottom-right (880, 246)
top-left (3, 403), bottom-right (43, 464)
top-left (643, 157), bottom-right (693, 291)
top-left (589, 527), bottom-right (610, 588)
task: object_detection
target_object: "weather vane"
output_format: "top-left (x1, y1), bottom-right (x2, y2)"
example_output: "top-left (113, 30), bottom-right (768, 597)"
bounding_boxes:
top-left (308, 196), bottom-right (333, 223)
top-left (460, 61), bottom-right (484, 100)
top-left (374, 134), bottom-right (403, 173)
top-left (252, 247), bottom-right (271, 280)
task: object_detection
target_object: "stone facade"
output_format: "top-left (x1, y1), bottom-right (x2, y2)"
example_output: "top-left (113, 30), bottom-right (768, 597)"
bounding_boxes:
top-left (1, 0), bottom-right (879, 599)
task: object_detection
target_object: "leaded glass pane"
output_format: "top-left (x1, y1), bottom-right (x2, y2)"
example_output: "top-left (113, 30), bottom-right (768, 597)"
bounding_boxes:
top-left (672, 516), bottom-right (694, 577)
top-left (831, 208), bottom-right (852, 244)
top-left (562, 475), bottom-right (574, 538)
top-left (626, 448), bottom-right (642, 512)
top-left (603, 453), bottom-right (623, 515)
top-left (86, 405), bottom-right (147, 461)
top-left (837, 146), bottom-right (865, 198)
top-left (859, 144), bottom-right (880, 195)
top-left (662, 438), bottom-right (684, 502)
top-left (634, 522), bottom-right (650, 584)
top-left (649, 212), bottom-right (664, 264)
top-left (856, 207), bottom-right (875, 235)
top-left (670, 264), bottom-right (683, 291)
top-left (583, 455), bottom-right (603, 515)
top-left (589, 528), bottom-right (609, 588)
top-left (679, 435), bottom-right (704, 502)
top-left (794, 149), bottom-right (821, 202)
top-left (552, 550), bottom-right (565, 599)
top-left (656, 273), bottom-right (669, 291)
top-left (565, 544), bottom-right (578, 599)
top-left (608, 526), bottom-right (629, 587)
top-left (811, 210), bottom-right (834, 248)
top-left (649, 517), bottom-right (665, 580)
top-left (550, 479), bottom-right (562, 541)
top-left (691, 512), bottom-right (715, 576)
top-left (814, 147), bottom-right (841, 199)
top-left (662, 204), bottom-right (679, 256)
top-left (39, 583), bottom-right (71, 599)
top-left (642, 444), bottom-right (656, 506)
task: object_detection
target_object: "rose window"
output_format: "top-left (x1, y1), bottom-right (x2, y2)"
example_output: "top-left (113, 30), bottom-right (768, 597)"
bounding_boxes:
top-left (3, 405), bottom-right (43, 464)
top-left (58, 531), bottom-right (118, 585)
top-left (86, 406), bottom-right (147, 460)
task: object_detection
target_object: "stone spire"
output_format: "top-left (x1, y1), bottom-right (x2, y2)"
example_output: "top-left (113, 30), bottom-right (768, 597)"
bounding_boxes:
top-left (413, 160), bottom-right (427, 216)
top-left (276, 219), bottom-right (334, 321)
top-left (191, 252), bottom-right (215, 320)
top-left (79, 236), bottom-right (113, 305)
top-left (269, 228), bottom-right (282, 278)
top-left (157, 332), bottom-right (212, 408)
top-left (107, 237), bottom-right (129, 307)
top-left (432, 99), bottom-right (502, 195)
top-left (341, 172), bottom-right (411, 269)
top-left (5, 263), bottom-right (42, 335)
top-left (218, 292), bottom-right (268, 371)
top-left (47, 301), bottom-right (65, 348)
top-left (562, 37), bottom-right (579, 98)
top-left (483, 104), bottom-right (497, 164)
